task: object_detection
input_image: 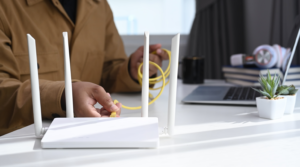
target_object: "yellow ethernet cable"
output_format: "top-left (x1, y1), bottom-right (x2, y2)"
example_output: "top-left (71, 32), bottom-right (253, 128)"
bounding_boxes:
top-left (110, 49), bottom-right (171, 117)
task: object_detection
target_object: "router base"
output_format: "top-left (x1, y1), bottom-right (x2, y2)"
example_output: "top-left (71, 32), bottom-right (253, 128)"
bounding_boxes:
top-left (42, 117), bottom-right (159, 148)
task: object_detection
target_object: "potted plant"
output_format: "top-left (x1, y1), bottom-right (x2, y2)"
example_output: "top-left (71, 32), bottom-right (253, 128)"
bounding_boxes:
top-left (252, 71), bottom-right (290, 119)
top-left (277, 85), bottom-right (298, 114)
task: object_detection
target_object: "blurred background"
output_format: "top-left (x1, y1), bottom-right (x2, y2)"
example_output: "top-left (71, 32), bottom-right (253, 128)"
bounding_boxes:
top-left (107, 0), bottom-right (300, 79)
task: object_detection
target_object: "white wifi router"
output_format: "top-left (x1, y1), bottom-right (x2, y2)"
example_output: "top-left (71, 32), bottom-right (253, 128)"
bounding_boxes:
top-left (27, 32), bottom-right (180, 148)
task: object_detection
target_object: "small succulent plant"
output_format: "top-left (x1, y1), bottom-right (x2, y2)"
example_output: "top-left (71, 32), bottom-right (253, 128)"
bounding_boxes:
top-left (277, 85), bottom-right (298, 95)
top-left (252, 71), bottom-right (290, 100)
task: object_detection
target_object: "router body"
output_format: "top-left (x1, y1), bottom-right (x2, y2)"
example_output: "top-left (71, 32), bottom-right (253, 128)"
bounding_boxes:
top-left (27, 32), bottom-right (180, 149)
top-left (42, 117), bottom-right (159, 148)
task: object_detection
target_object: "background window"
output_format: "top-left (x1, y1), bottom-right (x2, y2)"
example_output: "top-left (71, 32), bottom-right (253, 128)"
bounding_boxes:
top-left (107, 0), bottom-right (195, 35)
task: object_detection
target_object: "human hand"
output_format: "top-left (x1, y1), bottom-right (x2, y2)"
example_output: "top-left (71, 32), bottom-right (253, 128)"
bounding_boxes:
top-left (129, 44), bottom-right (169, 81)
top-left (62, 82), bottom-right (121, 117)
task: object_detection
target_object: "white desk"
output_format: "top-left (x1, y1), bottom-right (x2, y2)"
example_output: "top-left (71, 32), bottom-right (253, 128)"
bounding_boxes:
top-left (1, 80), bottom-right (300, 167)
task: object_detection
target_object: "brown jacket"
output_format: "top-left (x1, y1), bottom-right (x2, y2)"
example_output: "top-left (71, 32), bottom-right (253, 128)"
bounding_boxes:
top-left (0, 0), bottom-right (141, 135)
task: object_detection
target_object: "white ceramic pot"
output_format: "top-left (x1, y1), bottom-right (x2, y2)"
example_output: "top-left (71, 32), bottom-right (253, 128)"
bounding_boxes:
top-left (256, 96), bottom-right (287, 119)
top-left (279, 94), bottom-right (297, 114)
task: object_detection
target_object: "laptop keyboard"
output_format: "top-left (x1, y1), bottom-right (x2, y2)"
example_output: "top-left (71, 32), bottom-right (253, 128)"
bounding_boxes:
top-left (223, 87), bottom-right (261, 100)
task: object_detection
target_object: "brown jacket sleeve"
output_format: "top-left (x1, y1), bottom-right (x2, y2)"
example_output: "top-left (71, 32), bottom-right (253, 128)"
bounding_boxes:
top-left (0, 17), bottom-right (66, 135)
top-left (100, 0), bottom-right (141, 93)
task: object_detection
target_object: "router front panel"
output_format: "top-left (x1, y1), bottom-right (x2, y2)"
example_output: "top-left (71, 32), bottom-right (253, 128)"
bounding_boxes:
top-left (42, 118), bottom-right (159, 148)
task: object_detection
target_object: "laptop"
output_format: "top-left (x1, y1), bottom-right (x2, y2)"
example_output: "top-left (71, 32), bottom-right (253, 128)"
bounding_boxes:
top-left (182, 28), bottom-right (300, 105)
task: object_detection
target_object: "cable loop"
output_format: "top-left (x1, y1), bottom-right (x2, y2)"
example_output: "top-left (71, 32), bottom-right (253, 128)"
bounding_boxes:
top-left (110, 49), bottom-right (171, 117)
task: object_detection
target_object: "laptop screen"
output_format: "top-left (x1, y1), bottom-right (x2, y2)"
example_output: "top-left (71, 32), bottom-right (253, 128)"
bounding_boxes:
top-left (282, 27), bottom-right (300, 85)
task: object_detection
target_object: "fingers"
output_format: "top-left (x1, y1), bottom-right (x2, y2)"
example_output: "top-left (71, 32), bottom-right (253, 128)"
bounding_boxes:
top-left (138, 54), bottom-right (162, 65)
top-left (136, 54), bottom-right (162, 76)
top-left (72, 82), bottom-right (122, 118)
top-left (149, 53), bottom-right (162, 66)
top-left (154, 49), bottom-right (169, 60)
top-left (85, 105), bottom-right (102, 117)
top-left (98, 108), bottom-right (110, 117)
top-left (150, 44), bottom-right (169, 61)
top-left (115, 102), bottom-right (122, 116)
top-left (149, 44), bottom-right (162, 52)
top-left (105, 92), bottom-right (121, 116)
top-left (149, 53), bottom-right (162, 74)
top-left (130, 44), bottom-right (165, 80)
top-left (96, 102), bottom-right (122, 117)
top-left (132, 44), bottom-right (164, 65)
top-left (74, 103), bottom-right (101, 117)
top-left (91, 86), bottom-right (120, 113)
top-left (72, 82), bottom-right (102, 117)
top-left (138, 57), bottom-right (143, 64)
top-left (137, 44), bottom-right (162, 53)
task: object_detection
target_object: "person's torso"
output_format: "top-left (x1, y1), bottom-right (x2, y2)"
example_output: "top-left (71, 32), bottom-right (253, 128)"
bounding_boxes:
top-left (0, 0), bottom-right (108, 84)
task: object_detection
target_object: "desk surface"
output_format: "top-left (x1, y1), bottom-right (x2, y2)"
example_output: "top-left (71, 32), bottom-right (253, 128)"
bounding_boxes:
top-left (1, 80), bottom-right (300, 167)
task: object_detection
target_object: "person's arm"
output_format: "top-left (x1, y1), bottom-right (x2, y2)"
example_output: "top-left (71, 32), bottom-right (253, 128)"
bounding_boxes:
top-left (0, 26), bottom-right (67, 135)
top-left (0, 19), bottom-right (121, 135)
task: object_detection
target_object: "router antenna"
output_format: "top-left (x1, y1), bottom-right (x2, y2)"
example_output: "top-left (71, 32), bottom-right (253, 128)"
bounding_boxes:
top-left (142, 32), bottom-right (149, 117)
top-left (168, 33), bottom-right (180, 136)
top-left (62, 32), bottom-right (74, 118)
top-left (27, 34), bottom-right (45, 137)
